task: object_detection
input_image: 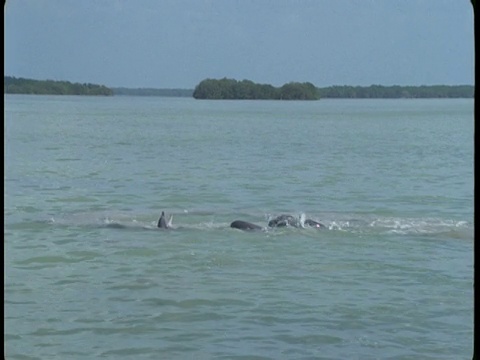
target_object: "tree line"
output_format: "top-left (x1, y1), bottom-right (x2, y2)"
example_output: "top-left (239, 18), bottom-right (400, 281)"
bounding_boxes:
top-left (112, 87), bottom-right (193, 97)
top-left (316, 84), bottom-right (474, 99)
top-left (193, 78), bottom-right (320, 100)
top-left (4, 76), bottom-right (113, 96)
top-left (5, 76), bottom-right (473, 99)
top-left (192, 78), bottom-right (473, 100)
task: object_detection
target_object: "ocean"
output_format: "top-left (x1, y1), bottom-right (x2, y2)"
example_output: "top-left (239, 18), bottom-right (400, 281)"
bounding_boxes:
top-left (4, 95), bottom-right (474, 359)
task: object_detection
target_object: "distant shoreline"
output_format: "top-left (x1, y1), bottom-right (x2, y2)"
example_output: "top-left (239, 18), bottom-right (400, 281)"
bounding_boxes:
top-left (4, 76), bottom-right (474, 99)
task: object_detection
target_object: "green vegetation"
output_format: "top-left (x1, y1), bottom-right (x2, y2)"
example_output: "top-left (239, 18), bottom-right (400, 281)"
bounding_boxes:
top-left (4, 76), bottom-right (113, 96)
top-left (316, 84), bottom-right (474, 98)
top-left (112, 87), bottom-right (193, 97)
top-left (5, 76), bottom-right (473, 99)
top-left (193, 78), bottom-right (320, 100)
top-left (192, 78), bottom-right (473, 100)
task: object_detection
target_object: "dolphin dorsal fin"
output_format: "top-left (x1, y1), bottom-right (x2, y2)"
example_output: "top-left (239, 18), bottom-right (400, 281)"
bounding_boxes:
top-left (158, 211), bottom-right (167, 228)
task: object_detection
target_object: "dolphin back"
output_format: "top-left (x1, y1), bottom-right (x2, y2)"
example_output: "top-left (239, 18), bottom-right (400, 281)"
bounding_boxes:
top-left (268, 214), bottom-right (297, 227)
top-left (268, 214), bottom-right (325, 229)
top-left (230, 220), bottom-right (263, 231)
top-left (304, 218), bottom-right (326, 229)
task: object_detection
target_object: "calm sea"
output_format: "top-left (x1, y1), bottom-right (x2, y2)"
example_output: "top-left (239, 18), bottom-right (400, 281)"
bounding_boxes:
top-left (4, 95), bottom-right (474, 359)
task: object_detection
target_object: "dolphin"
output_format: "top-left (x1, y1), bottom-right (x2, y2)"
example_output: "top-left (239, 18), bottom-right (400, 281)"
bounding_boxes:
top-left (268, 214), bottom-right (326, 229)
top-left (157, 211), bottom-right (173, 229)
top-left (268, 214), bottom-right (298, 228)
top-left (230, 220), bottom-right (263, 231)
top-left (303, 218), bottom-right (327, 229)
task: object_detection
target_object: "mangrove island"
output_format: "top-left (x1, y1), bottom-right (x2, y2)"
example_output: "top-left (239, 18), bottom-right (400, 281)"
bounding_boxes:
top-left (193, 78), bottom-right (320, 100)
top-left (4, 76), bottom-right (113, 96)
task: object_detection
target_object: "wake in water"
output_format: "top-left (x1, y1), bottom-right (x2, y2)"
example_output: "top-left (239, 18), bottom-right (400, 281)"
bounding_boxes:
top-left (39, 210), bottom-right (473, 240)
top-left (325, 215), bottom-right (472, 240)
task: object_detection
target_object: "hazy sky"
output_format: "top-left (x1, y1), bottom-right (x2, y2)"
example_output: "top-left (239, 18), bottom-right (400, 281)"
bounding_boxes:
top-left (4, 0), bottom-right (474, 89)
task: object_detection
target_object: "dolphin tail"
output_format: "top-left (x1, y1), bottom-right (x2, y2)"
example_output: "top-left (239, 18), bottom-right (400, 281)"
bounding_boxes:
top-left (167, 215), bottom-right (173, 228)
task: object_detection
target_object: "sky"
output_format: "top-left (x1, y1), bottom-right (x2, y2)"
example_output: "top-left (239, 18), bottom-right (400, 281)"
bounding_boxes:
top-left (4, 0), bottom-right (474, 89)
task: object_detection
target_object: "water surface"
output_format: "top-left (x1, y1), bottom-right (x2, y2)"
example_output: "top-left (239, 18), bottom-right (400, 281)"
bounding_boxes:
top-left (5, 95), bottom-right (473, 359)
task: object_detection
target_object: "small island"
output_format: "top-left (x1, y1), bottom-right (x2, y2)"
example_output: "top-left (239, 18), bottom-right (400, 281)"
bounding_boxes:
top-left (193, 78), bottom-right (320, 100)
top-left (4, 76), bottom-right (113, 96)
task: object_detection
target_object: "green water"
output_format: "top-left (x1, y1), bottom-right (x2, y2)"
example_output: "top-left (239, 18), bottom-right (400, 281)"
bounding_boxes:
top-left (5, 95), bottom-right (473, 359)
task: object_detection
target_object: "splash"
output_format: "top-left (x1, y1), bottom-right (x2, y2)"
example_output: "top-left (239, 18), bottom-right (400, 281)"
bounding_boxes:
top-left (41, 210), bottom-right (472, 240)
